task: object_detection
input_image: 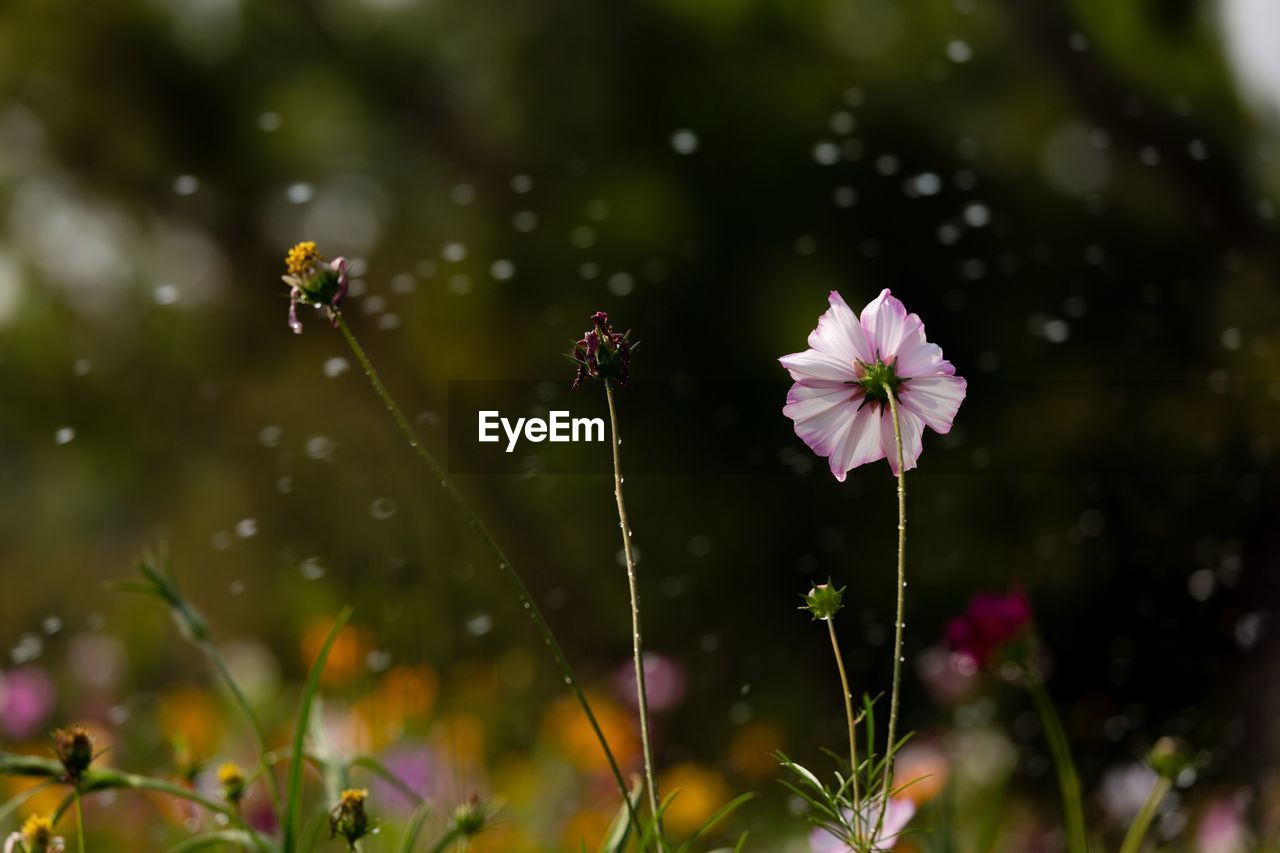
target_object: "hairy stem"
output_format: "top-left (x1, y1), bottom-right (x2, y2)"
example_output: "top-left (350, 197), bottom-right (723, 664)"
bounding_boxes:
top-left (1027, 673), bottom-right (1088, 853)
top-left (875, 386), bottom-right (907, 841)
top-left (604, 380), bottom-right (663, 843)
top-left (333, 312), bottom-right (636, 826)
top-left (826, 618), bottom-right (862, 844)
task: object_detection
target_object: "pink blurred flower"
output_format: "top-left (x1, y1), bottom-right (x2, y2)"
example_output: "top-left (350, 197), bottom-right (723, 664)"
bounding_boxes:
top-left (780, 289), bottom-right (966, 480)
top-left (1196, 796), bottom-right (1249, 853)
top-left (945, 587), bottom-right (1032, 669)
top-left (0, 667), bottom-right (56, 741)
top-left (809, 797), bottom-right (916, 851)
top-left (614, 653), bottom-right (688, 713)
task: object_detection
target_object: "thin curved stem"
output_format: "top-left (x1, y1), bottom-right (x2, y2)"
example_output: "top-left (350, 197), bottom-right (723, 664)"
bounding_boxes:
top-left (1118, 774), bottom-right (1170, 853)
top-left (875, 386), bottom-right (907, 840)
top-left (826, 619), bottom-right (862, 844)
top-left (604, 380), bottom-right (662, 844)
top-left (1027, 673), bottom-right (1088, 853)
top-left (199, 638), bottom-right (283, 818)
top-left (333, 313), bottom-right (637, 828)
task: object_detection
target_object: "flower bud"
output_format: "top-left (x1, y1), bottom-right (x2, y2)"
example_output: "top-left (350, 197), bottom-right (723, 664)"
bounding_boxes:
top-left (280, 241), bottom-right (349, 334)
top-left (452, 795), bottom-right (489, 838)
top-left (801, 583), bottom-right (845, 621)
top-left (569, 311), bottom-right (634, 389)
top-left (52, 726), bottom-right (94, 784)
top-left (217, 762), bottom-right (247, 806)
top-left (329, 789), bottom-right (371, 847)
top-left (1148, 737), bottom-right (1191, 779)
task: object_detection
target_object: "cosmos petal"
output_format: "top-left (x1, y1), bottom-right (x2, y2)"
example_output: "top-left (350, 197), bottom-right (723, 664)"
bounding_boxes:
top-left (879, 402), bottom-right (924, 476)
top-left (900, 374), bottom-right (966, 434)
top-left (807, 291), bottom-right (874, 363)
top-left (779, 349), bottom-right (858, 383)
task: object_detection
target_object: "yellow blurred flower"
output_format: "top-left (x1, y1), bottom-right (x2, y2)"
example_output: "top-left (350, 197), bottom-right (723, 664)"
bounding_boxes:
top-left (432, 713), bottom-right (486, 769)
top-left (658, 762), bottom-right (731, 837)
top-left (466, 823), bottom-right (538, 853)
top-left (353, 664), bottom-right (439, 750)
top-left (563, 808), bottom-right (615, 850)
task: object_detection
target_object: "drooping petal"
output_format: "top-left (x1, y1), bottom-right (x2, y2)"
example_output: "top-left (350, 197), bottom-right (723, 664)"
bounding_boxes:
top-left (893, 314), bottom-right (955, 378)
top-left (330, 257), bottom-right (349, 308)
top-left (288, 288), bottom-right (304, 335)
top-left (859, 288), bottom-right (913, 361)
top-left (828, 400), bottom-right (885, 480)
top-left (785, 382), bottom-right (862, 460)
top-left (779, 349), bottom-right (858, 384)
top-left (879, 401), bottom-right (924, 475)
top-left (807, 291), bottom-right (873, 363)
top-left (900, 374), bottom-right (967, 434)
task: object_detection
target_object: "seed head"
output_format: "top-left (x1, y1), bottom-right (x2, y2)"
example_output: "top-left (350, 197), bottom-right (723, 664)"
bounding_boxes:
top-left (52, 726), bottom-right (94, 784)
top-left (329, 788), bottom-right (371, 848)
top-left (801, 583), bottom-right (845, 621)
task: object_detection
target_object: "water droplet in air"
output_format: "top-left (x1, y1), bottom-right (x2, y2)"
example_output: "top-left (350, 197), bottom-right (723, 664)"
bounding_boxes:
top-left (54, 426), bottom-right (75, 445)
top-left (323, 357), bottom-right (350, 378)
top-left (300, 558), bottom-right (326, 581)
top-left (671, 129), bottom-right (698, 154)
top-left (235, 518), bottom-right (258, 538)
top-left (369, 497), bottom-right (398, 520)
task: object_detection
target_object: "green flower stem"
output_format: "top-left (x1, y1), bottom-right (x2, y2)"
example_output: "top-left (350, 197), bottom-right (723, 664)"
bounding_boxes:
top-left (75, 793), bottom-right (85, 853)
top-left (825, 618), bottom-right (862, 843)
top-left (1026, 673), bottom-right (1088, 853)
top-left (426, 826), bottom-right (464, 853)
top-left (875, 385), bottom-right (908, 839)
top-left (332, 312), bottom-right (637, 828)
top-left (1118, 773), bottom-right (1171, 853)
top-left (604, 380), bottom-right (663, 844)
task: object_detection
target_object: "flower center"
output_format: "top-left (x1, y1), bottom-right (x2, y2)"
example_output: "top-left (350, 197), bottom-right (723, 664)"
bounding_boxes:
top-left (854, 358), bottom-right (903, 403)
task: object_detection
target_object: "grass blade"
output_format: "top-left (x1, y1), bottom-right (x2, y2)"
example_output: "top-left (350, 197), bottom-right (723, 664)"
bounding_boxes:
top-left (282, 606), bottom-right (353, 853)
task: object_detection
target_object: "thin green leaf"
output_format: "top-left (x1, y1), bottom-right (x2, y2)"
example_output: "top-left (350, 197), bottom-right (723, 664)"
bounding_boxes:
top-left (399, 802), bottom-right (433, 853)
top-left (676, 792), bottom-right (754, 853)
top-left (283, 606), bottom-right (353, 853)
top-left (0, 780), bottom-right (53, 827)
top-left (598, 775), bottom-right (644, 853)
top-left (351, 756), bottom-right (424, 807)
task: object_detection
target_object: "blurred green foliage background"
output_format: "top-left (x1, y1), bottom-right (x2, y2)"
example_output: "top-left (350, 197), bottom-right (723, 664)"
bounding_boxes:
top-left (1, 0), bottom-right (1279, 848)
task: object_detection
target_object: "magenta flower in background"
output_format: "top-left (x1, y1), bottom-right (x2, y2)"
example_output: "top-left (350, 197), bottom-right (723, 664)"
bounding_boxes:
top-left (945, 587), bottom-right (1032, 669)
top-left (0, 666), bottom-right (56, 741)
top-left (780, 289), bottom-right (966, 480)
top-left (614, 653), bottom-right (688, 713)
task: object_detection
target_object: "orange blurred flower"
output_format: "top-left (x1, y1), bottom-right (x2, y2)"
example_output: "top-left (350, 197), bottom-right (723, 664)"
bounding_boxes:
top-left (157, 685), bottom-right (224, 758)
top-left (658, 762), bottom-right (732, 837)
top-left (728, 723), bottom-right (782, 781)
top-left (892, 740), bottom-right (950, 805)
top-left (540, 693), bottom-right (638, 775)
top-left (301, 620), bottom-right (374, 687)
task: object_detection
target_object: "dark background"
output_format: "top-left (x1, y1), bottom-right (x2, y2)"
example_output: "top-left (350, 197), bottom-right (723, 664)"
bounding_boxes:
top-left (1, 0), bottom-right (1278, 848)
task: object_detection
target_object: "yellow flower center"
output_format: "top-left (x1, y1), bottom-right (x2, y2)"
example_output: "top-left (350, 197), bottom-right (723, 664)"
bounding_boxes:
top-left (23, 815), bottom-right (53, 845)
top-left (218, 762), bottom-right (244, 786)
top-left (286, 241), bottom-right (321, 276)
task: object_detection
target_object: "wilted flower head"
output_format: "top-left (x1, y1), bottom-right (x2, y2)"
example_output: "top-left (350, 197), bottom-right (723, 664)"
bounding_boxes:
top-left (280, 241), bottom-right (349, 334)
top-left (780, 289), bottom-right (966, 480)
top-left (945, 587), bottom-right (1032, 670)
top-left (329, 789), bottom-right (370, 848)
top-left (569, 311), bottom-right (633, 389)
top-left (217, 761), bottom-right (247, 805)
top-left (809, 796), bottom-right (916, 851)
top-left (4, 816), bottom-right (64, 853)
top-left (52, 726), bottom-right (94, 784)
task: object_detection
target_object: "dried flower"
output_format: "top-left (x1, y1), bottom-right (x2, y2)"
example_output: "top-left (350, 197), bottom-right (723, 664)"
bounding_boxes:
top-left (3, 815), bottom-right (65, 853)
top-left (329, 789), bottom-right (370, 848)
top-left (280, 241), bottom-right (349, 334)
top-left (780, 289), bottom-right (966, 480)
top-left (217, 761), bottom-right (247, 805)
top-left (569, 311), bottom-right (633, 389)
top-left (52, 726), bottom-right (94, 784)
top-left (945, 587), bottom-right (1032, 670)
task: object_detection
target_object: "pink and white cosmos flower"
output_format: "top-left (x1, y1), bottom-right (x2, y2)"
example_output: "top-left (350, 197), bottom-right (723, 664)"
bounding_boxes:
top-left (780, 289), bottom-right (966, 480)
